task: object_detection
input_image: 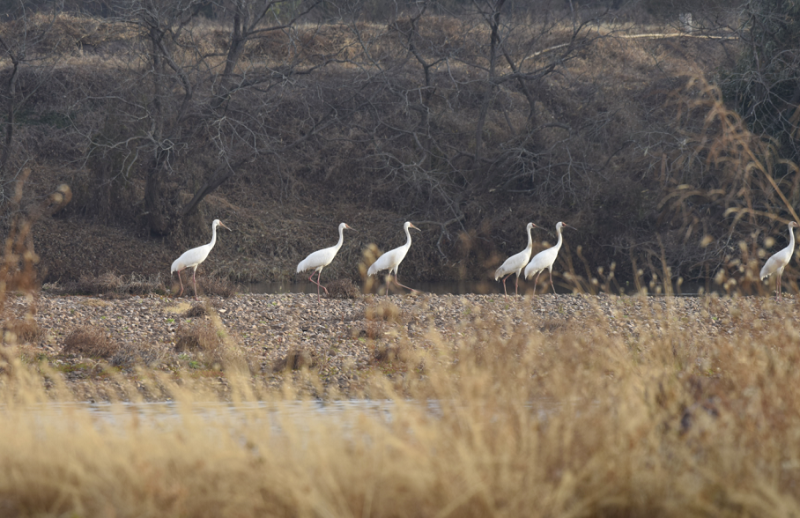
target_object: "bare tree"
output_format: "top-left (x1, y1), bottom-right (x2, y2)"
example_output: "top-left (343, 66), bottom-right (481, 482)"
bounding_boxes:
top-left (0, 0), bottom-right (64, 194)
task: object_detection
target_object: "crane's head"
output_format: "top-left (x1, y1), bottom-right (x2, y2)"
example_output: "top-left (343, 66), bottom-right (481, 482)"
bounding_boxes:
top-left (527, 222), bottom-right (538, 230)
top-left (558, 222), bottom-right (577, 231)
top-left (213, 219), bottom-right (232, 231)
top-left (406, 222), bottom-right (421, 231)
top-left (341, 222), bottom-right (355, 231)
top-left (791, 221), bottom-right (799, 228)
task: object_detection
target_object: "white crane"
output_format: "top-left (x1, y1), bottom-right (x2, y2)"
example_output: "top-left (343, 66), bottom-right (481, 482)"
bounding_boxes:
top-left (494, 222), bottom-right (539, 296)
top-left (171, 219), bottom-right (231, 299)
top-left (760, 221), bottom-right (798, 300)
top-left (367, 221), bottom-right (421, 292)
top-left (296, 222), bottom-right (354, 302)
top-left (524, 221), bottom-right (576, 295)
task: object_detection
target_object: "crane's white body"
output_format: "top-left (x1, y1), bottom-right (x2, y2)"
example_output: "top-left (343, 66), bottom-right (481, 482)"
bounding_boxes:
top-left (297, 222), bottom-right (353, 301)
top-left (171, 219), bottom-right (230, 299)
top-left (525, 221), bottom-right (574, 295)
top-left (368, 221), bottom-right (420, 292)
top-left (494, 222), bottom-right (538, 296)
top-left (760, 221), bottom-right (798, 300)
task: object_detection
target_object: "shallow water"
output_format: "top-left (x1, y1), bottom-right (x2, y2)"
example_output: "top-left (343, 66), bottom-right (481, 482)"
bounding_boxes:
top-left (11, 398), bottom-right (559, 432)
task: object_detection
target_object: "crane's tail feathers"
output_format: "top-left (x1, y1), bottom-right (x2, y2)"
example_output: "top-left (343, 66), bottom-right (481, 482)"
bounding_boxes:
top-left (367, 264), bottom-right (378, 277)
top-left (296, 259), bottom-right (309, 274)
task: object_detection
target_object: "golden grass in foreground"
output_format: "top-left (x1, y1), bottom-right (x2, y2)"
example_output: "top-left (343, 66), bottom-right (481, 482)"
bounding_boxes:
top-left (0, 296), bottom-right (799, 516)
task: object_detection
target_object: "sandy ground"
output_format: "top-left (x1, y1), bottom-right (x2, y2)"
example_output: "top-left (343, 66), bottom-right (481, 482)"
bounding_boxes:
top-left (4, 291), bottom-right (797, 399)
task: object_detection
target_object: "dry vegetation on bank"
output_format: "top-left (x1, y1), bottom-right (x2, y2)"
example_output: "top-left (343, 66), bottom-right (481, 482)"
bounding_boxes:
top-left (3, 179), bottom-right (800, 516)
top-left (2, 289), bottom-right (800, 516)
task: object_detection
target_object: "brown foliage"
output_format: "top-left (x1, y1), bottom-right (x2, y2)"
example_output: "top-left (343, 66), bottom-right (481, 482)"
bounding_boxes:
top-left (273, 347), bottom-right (315, 372)
top-left (109, 343), bottom-right (166, 369)
top-left (365, 300), bottom-right (402, 323)
top-left (174, 321), bottom-right (224, 357)
top-left (182, 304), bottom-right (207, 318)
top-left (197, 277), bottom-right (237, 298)
top-left (74, 273), bottom-right (169, 297)
top-left (325, 278), bottom-right (361, 299)
top-left (62, 326), bottom-right (119, 358)
top-left (1, 319), bottom-right (43, 345)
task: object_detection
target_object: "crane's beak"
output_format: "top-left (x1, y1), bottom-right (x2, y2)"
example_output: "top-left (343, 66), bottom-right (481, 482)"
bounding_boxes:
top-left (219, 222), bottom-right (232, 231)
top-left (409, 223), bottom-right (421, 231)
top-left (564, 224), bottom-right (577, 231)
top-left (346, 224), bottom-right (356, 231)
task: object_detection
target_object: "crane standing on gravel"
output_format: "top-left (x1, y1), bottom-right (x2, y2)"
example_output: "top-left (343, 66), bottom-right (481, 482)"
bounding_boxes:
top-left (296, 222), bottom-right (355, 302)
top-left (367, 221), bottom-right (421, 293)
top-left (171, 219), bottom-right (231, 300)
top-left (760, 221), bottom-right (798, 301)
top-left (525, 221), bottom-right (576, 295)
top-left (494, 222), bottom-right (539, 296)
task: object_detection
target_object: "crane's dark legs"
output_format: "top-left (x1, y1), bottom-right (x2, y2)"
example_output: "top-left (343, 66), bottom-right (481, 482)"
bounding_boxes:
top-left (532, 271), bottom-right (543, 295)
top-left (777, 273), bottom-right (782, 301)
top-left (502, 274), bottom-right (512, 296)
top-left (176, 270), bottom-right (185, 297)
top-left (308, 270), bottom-right (328, 302)
top-left (515, 274), bottom-right (520, 296)
top-left (393, 275), bottom-right (417, 293)
top-left (550, 269), bottom-right (556, 295)
top-left (192, 269), bottom-right (198, 300)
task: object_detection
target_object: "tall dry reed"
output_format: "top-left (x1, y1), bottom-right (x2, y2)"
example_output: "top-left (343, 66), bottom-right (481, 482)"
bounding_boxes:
top-left (0, 294), bottom-right (798, 517)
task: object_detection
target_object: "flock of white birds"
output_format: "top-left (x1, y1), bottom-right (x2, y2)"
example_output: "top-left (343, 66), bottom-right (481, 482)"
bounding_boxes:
top-left (169, 218), bottom-right (799, 301)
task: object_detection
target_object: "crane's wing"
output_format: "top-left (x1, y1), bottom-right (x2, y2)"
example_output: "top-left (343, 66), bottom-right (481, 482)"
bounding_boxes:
top-left (496, 250), bottom-right (528, 280)
top-left (297, 246), bottom-right (336, 273)
top-left (760, 249), bottom-right (790, 280)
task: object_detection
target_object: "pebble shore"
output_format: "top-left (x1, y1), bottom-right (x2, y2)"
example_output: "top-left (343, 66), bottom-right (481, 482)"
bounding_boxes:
top-left (5, 291), bottom-right (797, 398)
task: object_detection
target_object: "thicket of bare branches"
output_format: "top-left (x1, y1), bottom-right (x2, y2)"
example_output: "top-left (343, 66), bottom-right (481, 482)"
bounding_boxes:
top-left (5, 0), bottom-right (795, 286)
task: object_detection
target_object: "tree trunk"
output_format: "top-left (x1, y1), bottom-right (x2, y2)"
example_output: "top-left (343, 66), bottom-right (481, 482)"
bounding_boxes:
top-left (0, 57), bottom-right (20, 178)
top-left (144, 27), bottom-right (172, 236)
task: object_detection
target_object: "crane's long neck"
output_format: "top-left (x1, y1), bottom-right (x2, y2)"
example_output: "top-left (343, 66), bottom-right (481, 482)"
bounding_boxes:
top-left (788, 223), bottom-right (796, 254)
top-left (404, 225), bottom-right (413, 250)
top-left (208, 223), bottom-right (218, 249)
top-left (525, 225), bottom-right (534, 253)
top-left (554, 226), bottom-right (563, 251)
top-left (334, 225), bottom-right (345, 252)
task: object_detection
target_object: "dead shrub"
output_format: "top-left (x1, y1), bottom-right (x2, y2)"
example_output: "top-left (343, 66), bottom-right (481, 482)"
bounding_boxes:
top-left (197, 277), bottom-right (237, 298)
top-left (182, 304), bottom-right (207, 318)
top-left (62, 326), bottom-right (119, 358)
top-left (110, 343), bottom-right (167, 368)
top-left (538, 318), bottom-right (567, 333)
top-left (121, 274), bottom-right (168, 296)
top-left (273, 347), bottom-right (315, 372)
top-left (77, 273), bottom-right (122, 295)
top-left (326, 278), bottom-right (361, 299)
top-left (1, 318), bottom-right (44, 345)
top-left (174, 321), bottom-right (224, 357)
top-left (373, 342), bottom-right (408, 364)
top-left (365, 300), bottom-right (402, 323)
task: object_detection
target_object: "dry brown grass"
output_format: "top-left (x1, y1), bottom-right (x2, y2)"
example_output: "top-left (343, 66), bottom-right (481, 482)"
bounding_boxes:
top-left (182, 303), bottom-right (207, 318)
top-left (197, 276), bottom-right (237, 298)
top-left (0, 318), bottom-right (43, 345)
top-left (74, 273), bottom-right (169, 297)
top-left (62, 326), bottom-right (119, 358)
top-left (326, 278), bottom-right (361, 299)
top-left (174, 321), bottom-right (224, 355)
top-left (273, 347), bottom-right (316, 372)
top-left (0, 298), bottom-right (800, 516)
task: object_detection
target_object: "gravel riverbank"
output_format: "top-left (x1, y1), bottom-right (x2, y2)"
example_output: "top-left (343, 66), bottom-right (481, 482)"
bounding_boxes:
top-left (4, 292), bottom-right (797, 399)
